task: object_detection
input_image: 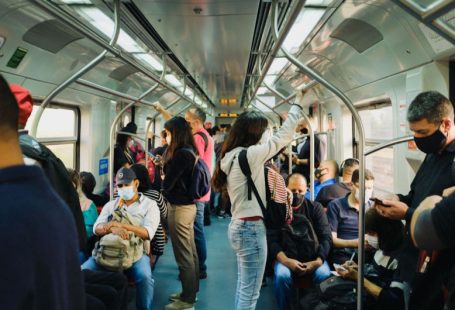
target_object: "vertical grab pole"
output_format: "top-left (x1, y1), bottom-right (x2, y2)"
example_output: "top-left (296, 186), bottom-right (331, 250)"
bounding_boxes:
top-left (301, 112), bottom-right (315, 200)
top-left (109, 84), bottom-right (159, 200)
top-left (271, 1), bottom-right (366, 308)
top-left (30, 0), bottom-right (121, 137)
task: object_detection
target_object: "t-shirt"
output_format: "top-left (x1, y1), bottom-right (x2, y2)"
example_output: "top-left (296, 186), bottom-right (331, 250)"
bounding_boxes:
top-left (316, 182), bottom-right (352, 207)
top-left (305, 178), bottom-right (337, 200)
top-left (0, 165), bottom-right (85, 310)
top-left (326, 195), bottom-right (359, 240)
top-left (193, 128), bottom-right (214, 202)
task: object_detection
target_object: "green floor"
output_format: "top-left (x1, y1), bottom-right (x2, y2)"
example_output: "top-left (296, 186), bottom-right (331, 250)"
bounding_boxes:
top-left (151, 215), bottom-right (279, 309)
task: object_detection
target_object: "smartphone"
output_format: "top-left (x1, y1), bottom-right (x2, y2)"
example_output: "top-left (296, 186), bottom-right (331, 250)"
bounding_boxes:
top-left (333, 263), bottom-right (347, 272)
top-left (369, 197), bottom-right (389, 207)
top-left (147, 151), bottom-right (157, 159)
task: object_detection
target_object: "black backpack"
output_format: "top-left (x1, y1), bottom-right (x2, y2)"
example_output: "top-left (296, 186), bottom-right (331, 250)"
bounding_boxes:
top-left (281, 205), bottom-right (319, 262)
top-left (315, 276), bottom-right (358, 310)
top-left (182, 148), bottom-right (211, 200)
top-left (238, 149), bottom-right (290, 230)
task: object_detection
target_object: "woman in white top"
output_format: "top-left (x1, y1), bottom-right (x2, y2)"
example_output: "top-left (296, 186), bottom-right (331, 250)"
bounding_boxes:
top-left (212, 90), bottom-right (306, 310)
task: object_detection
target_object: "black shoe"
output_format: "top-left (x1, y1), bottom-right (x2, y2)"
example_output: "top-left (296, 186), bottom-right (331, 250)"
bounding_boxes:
top-left (199, 271), bottom-right (207, 279)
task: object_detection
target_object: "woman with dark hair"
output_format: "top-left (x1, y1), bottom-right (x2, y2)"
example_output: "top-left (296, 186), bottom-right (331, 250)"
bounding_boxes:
top-left (113, 126), bottom-right (134, 176)
top-left (161, 116), bottom-right (200, 310)
top-left (80, 171), bottom-right (109, 207)
top-left (212, 90), bottom-right (307, 310)
top-left (130, 164), bottom-right (168, 270)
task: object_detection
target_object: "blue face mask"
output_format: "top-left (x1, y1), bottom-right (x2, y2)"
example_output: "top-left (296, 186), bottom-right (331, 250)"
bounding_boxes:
top-left (118, 186), bottom-right (136, 201)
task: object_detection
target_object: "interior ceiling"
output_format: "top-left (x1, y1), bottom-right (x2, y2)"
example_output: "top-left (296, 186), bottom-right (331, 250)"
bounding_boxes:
top-left (132, 0), bottom-right (261, 108)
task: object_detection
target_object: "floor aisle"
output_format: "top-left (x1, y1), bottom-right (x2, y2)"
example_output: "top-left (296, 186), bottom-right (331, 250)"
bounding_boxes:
top-left (151, 216), bottom-right (279, 309)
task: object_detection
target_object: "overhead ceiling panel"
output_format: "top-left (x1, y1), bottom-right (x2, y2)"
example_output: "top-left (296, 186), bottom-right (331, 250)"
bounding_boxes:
top-left (132, 0), bottom-right (260, 108)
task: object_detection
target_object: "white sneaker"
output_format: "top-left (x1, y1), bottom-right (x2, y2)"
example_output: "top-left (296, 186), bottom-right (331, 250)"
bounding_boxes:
top-left (169, 292), bottom-right (198, 302)
top-left (164, 300), bottom-right (195, 310)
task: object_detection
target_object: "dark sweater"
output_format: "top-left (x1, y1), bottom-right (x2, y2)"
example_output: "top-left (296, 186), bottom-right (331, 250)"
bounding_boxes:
top-left (0, 165), bottom-right (85, 310)
top-left (162, 147), bottom-right (196, 205)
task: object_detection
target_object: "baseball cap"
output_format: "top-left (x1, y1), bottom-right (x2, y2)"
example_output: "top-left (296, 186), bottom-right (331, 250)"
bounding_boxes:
top-left (116, 167), bottom-right (137, 185)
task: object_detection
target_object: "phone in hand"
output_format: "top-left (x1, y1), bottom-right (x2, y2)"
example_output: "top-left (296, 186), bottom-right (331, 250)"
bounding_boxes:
top-left (333, 263), bottom-right (347, 272)
top-left (369, 197), bottom-right (389, 207)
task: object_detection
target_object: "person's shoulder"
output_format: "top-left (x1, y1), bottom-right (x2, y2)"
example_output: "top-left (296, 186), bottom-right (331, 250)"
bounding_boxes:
top-left (327, 196), bottom-right (344, 210)
top-left (140, 194), bottom-right (158, 208)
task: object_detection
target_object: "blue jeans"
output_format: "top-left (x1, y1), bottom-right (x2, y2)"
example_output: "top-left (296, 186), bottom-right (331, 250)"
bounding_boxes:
top-left (82, 255), bottom-right (154, 310)
top-left (194, 201), bottom-right (207, 272)
top-left (228, 219), bottom-right (267, 310)
top-left (273, 261), bottom-right (331, 310)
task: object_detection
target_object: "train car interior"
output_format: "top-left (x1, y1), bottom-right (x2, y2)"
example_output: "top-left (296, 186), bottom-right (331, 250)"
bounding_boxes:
top-left (0, 0), bottom-right (454, 309)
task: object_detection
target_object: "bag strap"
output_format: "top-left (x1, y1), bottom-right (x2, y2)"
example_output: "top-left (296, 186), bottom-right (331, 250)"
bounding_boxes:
top-left (195, 131), bottom-right (209, 152)
top-left (238, 149), bottom-right (267, 214)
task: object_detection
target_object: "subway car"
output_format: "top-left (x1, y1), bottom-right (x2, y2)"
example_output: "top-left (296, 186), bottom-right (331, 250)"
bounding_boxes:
top-left (0, 0), bottom-right (454, 309)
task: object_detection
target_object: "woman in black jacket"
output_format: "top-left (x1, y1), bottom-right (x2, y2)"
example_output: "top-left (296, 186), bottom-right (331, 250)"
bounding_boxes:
top-left (161, 116), bottom-right (200, 310)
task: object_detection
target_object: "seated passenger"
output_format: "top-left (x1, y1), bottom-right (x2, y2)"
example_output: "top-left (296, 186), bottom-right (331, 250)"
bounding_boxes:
top-left (68, 168), bottom-right (98, 240)
top-left (305, 159), bottom-right (338, 200)
top-left (270, 173), bottom-right (332, 310)
top-left (316, 158), bottom-right (359, 207)
top-left (82, 167), bottom-right (160, 310)
top-left (130, 163), bottom-right (168, 269)
top-left (327, 169), bottom-right (374, 264)
top-left (0, 74), bottom-right (85, 309)
top-left (336, 208), bottom-right (405, 310)
top-left (80, 171), bottom-right (110, 207)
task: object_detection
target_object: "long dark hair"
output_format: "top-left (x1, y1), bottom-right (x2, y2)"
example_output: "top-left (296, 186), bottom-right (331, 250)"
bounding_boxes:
top-left (212, 111), bottom-right (268, 191)
top-left (163, 116), bottom-right (198, 162)
top-left (116, 126), bottom-right (131, 149)
top-left (130, 164), bottom-right (151, 192)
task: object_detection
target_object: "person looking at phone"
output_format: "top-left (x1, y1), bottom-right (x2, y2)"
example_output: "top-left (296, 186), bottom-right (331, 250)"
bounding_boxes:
top-left (270, 173), bottom-right (332, 310)
top-left (375, 91), bottom-right (455, 309)
top-left (327, 169), bottom-right (374, 264)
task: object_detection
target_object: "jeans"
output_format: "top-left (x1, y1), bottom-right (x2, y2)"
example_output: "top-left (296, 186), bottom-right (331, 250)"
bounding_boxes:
top-left (81, 255), bottom-right (154, 310)
top-left (273, 261), bottom-right (331, 310)
top-left (194, 201), bottom-right (208, 273)
top-left (228, 219), bottom-right (267, 310)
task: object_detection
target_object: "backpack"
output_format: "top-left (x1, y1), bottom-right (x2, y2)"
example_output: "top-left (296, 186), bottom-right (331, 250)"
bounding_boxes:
top-left (92, 200), bottom-right (144, 271)
top-left (281, 206), bottom-right (319, 262)
top-left (183, 148), bottom-right (211, 200)
top-left (238, 149), bottom-right (291, 230)
top-left (314, 276), bottom-right (358, 310)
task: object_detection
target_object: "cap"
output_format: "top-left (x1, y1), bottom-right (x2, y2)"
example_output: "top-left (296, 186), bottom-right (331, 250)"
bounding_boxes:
top-left (116, 167), bottom-right (137, 185)
top-left (10, 84), bottom-right (33, 127)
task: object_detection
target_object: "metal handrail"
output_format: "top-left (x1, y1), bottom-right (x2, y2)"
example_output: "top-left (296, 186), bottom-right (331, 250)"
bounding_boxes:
top-left (33, 1), bottom-right (203, 108)
top-left (109, 84), bottom-right (160, 199)
top-left (263, 82), bottom-right (286, 100)
top-left (272, 80), bottom-right (318, 111)
top-left (365, 136), bottom-right (414, 156)
top-left (30, 0), bottom-right (122, 137)
top-left (246, 0), bottom-right (305, 107)
top-left (271, 1), bottom-right (367, 308)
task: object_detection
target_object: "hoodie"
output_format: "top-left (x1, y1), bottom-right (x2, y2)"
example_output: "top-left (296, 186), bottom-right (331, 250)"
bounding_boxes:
top-left (220, 105), bottom-right (303, 219)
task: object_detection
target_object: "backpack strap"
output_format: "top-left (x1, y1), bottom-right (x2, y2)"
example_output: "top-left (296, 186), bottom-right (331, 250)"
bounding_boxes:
top-left (238, 149), bottom-right (267, 214)
top-left (195, 131), bottom-right (209, 152)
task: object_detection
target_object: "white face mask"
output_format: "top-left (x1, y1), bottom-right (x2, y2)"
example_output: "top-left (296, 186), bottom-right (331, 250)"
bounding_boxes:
top-left (165, 135), bottom-right (171, 145)
top-left (118, 186), bottom-right (135, 201)
top-left (259, 129), bottom-right (271, 145)
top-left (354, 188), bottom-right (374, 204)
top-left (366, 234), bottom-right (379, 249)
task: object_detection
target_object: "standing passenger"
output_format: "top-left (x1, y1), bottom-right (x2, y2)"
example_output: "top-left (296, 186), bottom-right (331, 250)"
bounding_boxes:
top-left (212, 90), bottom-right (307, 310)
top-left (0, 74), bottom-right (86, 309)
top-left (161, 117), bottom-right (200, 310)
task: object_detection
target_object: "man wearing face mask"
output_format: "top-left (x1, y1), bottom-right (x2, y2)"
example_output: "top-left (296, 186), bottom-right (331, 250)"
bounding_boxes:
top-left (292, 118), bottom-right (323, 182)
top-left (270, 173), bottom-right (332, 310)
top-left (327, 169), bottom-right (375, 264)
top-left (304, 160), bottom-right (338, 200)
top-left (375, 91), bottom-right (455, 309)
top-left (82, 167), bottom-right (160, 310)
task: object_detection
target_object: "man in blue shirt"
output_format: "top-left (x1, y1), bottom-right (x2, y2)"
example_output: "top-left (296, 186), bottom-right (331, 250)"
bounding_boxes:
top-left (0, 74), bottom-right (85, 309)
top-left (305, 160), bottom-right (338, 200)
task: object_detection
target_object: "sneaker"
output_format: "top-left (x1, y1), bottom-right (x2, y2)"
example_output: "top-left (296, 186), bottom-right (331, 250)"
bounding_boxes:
top-left (164, 300), bottom-right (194, 310)
top-left (169, 292), bottom-right (198, 302)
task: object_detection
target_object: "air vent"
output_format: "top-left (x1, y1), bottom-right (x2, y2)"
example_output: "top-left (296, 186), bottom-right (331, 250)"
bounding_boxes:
top-left (23, 19), bottom-right (83, 53)
top-left (109, 64), bottom-right (140, 81)
top-left (330, 18), bottom-right (383, 53)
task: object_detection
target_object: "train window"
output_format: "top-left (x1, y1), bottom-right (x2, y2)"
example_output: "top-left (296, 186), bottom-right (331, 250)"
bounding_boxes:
top-left (24, 104), bottom-right (79, 169)
top-left (358, 104), bottom-right (394, 194)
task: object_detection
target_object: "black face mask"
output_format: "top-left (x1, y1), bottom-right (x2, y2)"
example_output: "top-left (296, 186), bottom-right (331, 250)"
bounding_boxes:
top-left (300, 128), bottom-right (308, 135)
top-left (292, 192), bottom-right (305, 207)
top-left (414, 128), bottom-right (447, 154)
top-left (314, 168), bottom-right (327, 179)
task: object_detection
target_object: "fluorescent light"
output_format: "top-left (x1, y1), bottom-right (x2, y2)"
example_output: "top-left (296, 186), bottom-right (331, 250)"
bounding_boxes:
top-left (282, 8), bottom-right (325, 53)
top-left (201, 103), bottom-right (208, 108)
top-left (305, 0), bottom-right (332, 5)
top-left (134, 53), bottom-right (163, 71)
top-left (77, 8), bottom-right (144, 53)
top-left (165, 74), bottom-right (183, 88)
top-left (184, 88), bottom-right (194, 98)
top-left (268, 58), bottom-right (288, 75)
top-left (60, 0), bottom-right (91, 3)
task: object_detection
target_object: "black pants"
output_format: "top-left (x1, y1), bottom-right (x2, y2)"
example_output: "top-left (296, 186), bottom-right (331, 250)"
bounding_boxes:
top-left (83, 269), bottom-right (128, 310)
